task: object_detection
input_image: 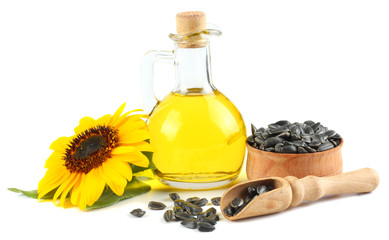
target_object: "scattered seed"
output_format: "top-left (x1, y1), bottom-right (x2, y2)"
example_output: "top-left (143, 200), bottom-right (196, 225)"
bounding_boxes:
top-left (130, 208), bottom-right (146, 218)
top-left (163, 210), bottom-right (174, 222)
top-left (169, 193), bottom-right (180, 201)
top-left (205, 207), bottom-right (217, 217)
top-left (148, 201), bottom-right (166, 210)
top-left (210, 197), bottom-right (221, 206)
top-left (175, 212), bottom-right (195, 220)
top-left (181, 219), bottom-right (198, 229)
top-left (193, 198), bottom-right (208, 207)
top-left (186, 197), bottom-right (200, 203)
top-left (174, 199), bottom-right (186, 207)
top-left (173, 206), bottom-right (184, 214)
top-left (184, 203), bottom-right (203, 215)
top-left (198, 222), bottom-right (215, 232)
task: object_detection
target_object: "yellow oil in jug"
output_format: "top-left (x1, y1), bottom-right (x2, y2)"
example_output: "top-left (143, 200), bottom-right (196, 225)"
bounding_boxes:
top-left (148, 90), bottom-right (246, 186)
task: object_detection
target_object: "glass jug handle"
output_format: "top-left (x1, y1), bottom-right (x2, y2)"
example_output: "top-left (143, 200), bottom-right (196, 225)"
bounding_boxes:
top-left (141, 50), bottom-right (175, 115)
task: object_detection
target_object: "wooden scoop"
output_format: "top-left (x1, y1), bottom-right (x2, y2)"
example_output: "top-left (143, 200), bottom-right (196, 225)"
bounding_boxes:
top-left (220, 168), bottom-right (379, 221)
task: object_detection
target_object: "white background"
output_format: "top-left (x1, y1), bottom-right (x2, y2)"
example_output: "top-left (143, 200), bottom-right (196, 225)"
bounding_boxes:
top-left (1, 0), bottom-right (388, 239)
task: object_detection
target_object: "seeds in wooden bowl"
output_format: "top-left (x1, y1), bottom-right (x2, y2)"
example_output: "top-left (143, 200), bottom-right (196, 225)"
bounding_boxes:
top-left (248, 120), bottom-right (341, 153)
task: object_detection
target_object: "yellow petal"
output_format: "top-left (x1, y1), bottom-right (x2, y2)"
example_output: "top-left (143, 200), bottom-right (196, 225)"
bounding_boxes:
top-left (117, 119), bottom-right (147, 136)
top-left (71, 173), bottom-right (87, 210)
top-left (111, 146), bottom-right (136, 155)
top-left (49, 137), bottom-right (69, 153)
top-left (113, 151), bottom-right (149, 168)
top-left (74, 116), bottom-right (97, 135)
top-left (109, 103), bottom-right (126, 126)
top-left (44, 151), bottom-right (65, 168)
top-left (96, 114), bottom-right (112, 126)
top-left (37, 166), bottom-right (70, 199)
top-left (60, 173), bottom-right (80, 207)
top-left (119, 141), bottom-right (154, 152)
top-left (118, 128), bottom-right (150, 144)
top-left (52, 173), bottom-right (77, 205)
top-left (101, 160), bottom-right (128, 196)
top-left (83, 167), bottom-right (105, 206)
top-left (114, 110), bottom-right (145, 128)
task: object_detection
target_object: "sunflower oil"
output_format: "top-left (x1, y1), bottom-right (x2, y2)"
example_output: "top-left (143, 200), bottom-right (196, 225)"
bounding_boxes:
top-left (148, 90), bottom-right (246, 188)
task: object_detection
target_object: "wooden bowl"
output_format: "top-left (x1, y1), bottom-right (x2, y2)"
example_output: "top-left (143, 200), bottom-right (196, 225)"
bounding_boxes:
top-left (246, 138), bottom-right (343, 179)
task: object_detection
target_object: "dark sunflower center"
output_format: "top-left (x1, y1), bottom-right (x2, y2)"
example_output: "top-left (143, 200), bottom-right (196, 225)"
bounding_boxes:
top-left (64, 125), bottom-right (119, 174)
top-left (73, 135), bottom-right (107, 160)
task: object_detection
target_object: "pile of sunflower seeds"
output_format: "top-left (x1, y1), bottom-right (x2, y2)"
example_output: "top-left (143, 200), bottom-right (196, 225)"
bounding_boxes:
top-left (247, 120), bottom-right (341, 153)
top-left (130, 194), bottom-right (222, 232)
top-left (223, 184), bottom-right (274, 217)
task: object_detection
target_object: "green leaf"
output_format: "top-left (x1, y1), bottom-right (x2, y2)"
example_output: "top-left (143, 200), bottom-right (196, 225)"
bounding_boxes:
top-left (86, 178), bottom-right (151, 210)
top-left (8, 187), bottom-right (57, 199)
top-left (131, 151), bottom-right (156, 173)
top-left (9, 178), bottom-right (151, 210)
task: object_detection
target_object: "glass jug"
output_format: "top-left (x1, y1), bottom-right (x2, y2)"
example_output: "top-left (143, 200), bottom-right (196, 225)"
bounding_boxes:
top-left (141, 11), bottom-right (246, 189)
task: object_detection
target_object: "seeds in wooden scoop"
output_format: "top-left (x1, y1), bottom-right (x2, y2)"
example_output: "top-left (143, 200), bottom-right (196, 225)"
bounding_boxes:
top-left (224, 184), bottom-right (274, 217)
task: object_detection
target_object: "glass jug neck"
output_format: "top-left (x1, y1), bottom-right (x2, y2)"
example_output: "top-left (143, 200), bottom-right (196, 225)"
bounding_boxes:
top-left (173, 43), bottom-right (215, 95)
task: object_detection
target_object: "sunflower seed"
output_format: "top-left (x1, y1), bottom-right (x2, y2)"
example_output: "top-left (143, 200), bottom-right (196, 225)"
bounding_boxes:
top-left (198, 222), bottom-right (215, 232)
top-left (163, 210), bottom-right (174, 222)
top-left (251, 124), bottom-right (258, 136)
top-left (186, 197), bottom-right (200, 203)
top-left (223, 205), bottom-right (234, 217)
top-left (173, 206), bottom-right (184, 213)
top-left (205, 207), bottom-right (217, 217)
top-left (230, 197), bottom-right (244, 208)
top-left (169, 193), bottom-right (180, 201)
top-left (248, 186), bottom-right (257, 196)
top-left (275, 120), bottom-right (291, 126)
top-left (174, 199), bottom-right (186, 207)
top-left (281, 144), bottom-right (297, 153)
top-left (207, 214), bottom-right (219, 222)
top-left (181, 219), bottom-right (198, 229)
top-left (130, 208), bottom-right (146, 218)
top-left (200, 218), bottom-right (217, 225)
top-left (184, 203), bottom-right (203, 215)
top-left (305, 146), bottom-right (317, 153)
top-left (148, 201), bottom-right (166, 210)
top-left (298, 146), bottom-right (308, 153)
top-left (257, 185), bottom-right (268, 195)
top-left (254, 136), bottom-right (265, 145)
top-left (175, 212), bottom-right (195, 220)
top-left (193, 198), bottom-right (208, 207)
top-left (264, 136), bottom-right (284, 148)
top-left (317, 141), bottom-right (334, 152)
top-left (210, 197), bottom-right (221, 206)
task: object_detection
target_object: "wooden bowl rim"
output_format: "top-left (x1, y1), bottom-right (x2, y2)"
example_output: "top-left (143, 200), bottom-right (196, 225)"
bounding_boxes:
top-left (246, 138), bottom-right (343, 157)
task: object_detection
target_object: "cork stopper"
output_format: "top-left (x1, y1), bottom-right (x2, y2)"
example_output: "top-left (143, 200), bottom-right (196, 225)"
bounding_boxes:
top-left (176, 11), bottom-right (206, 35)
top-left (175, 11), bottom-right (207, 48)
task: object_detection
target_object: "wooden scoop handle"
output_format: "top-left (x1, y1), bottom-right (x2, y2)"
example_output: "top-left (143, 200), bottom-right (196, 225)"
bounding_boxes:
top-left (285, 168), bottom-right (379, 207)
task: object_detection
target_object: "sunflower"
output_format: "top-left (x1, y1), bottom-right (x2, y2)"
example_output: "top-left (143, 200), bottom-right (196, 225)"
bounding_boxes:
top-left (37, 103), bottom-right (153, 210)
